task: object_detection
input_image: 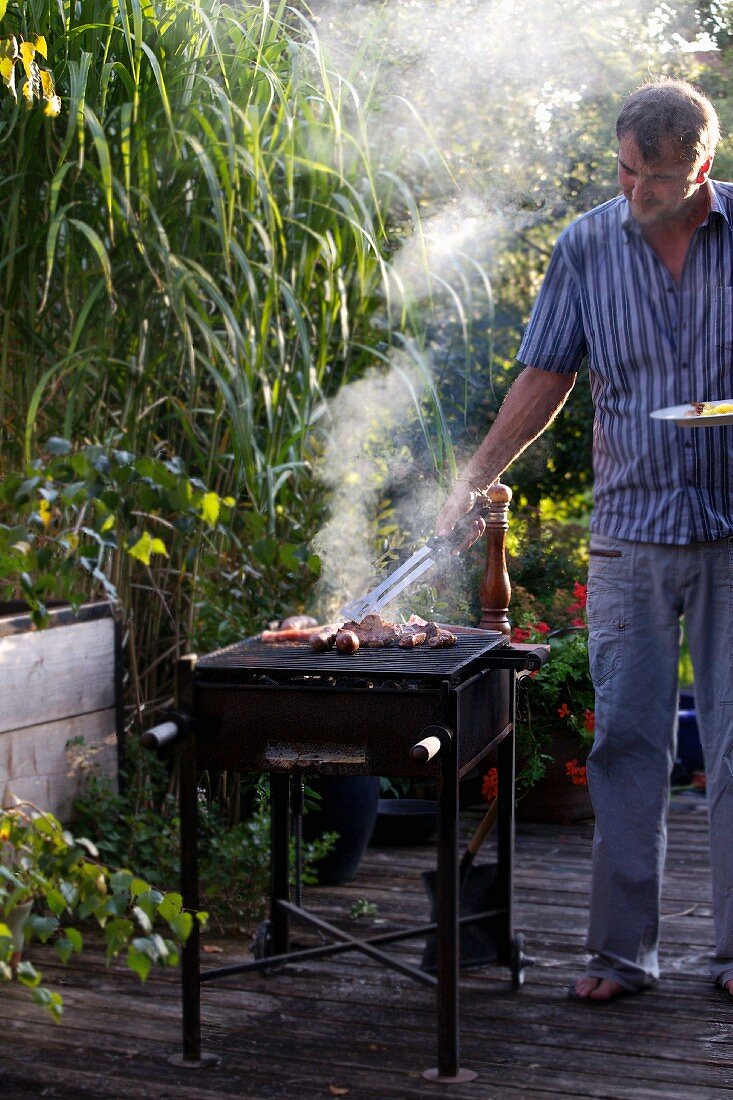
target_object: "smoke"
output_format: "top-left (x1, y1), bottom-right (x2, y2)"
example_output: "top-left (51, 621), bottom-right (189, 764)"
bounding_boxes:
top-left (305, 0), bottom-right (702, 614)
top-left (310, 354), bottom-right (441, 618)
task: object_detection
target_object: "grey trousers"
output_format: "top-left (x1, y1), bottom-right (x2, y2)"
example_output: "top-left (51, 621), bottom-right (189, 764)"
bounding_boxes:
top-left (583, 533), bottom-right (733, 991)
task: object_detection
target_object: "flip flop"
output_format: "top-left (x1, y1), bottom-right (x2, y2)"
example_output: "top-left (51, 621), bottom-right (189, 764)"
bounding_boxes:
top-left (567, 980), bottom-right (638, 1005)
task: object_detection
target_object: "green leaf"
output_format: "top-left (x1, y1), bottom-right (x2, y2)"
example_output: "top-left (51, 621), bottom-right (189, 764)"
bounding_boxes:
top-left (55, 935), bottom-right (78, 964)
top-left (17, 960), bottom-right (42, 988)
top-left (126, 946), bottom-right (152, 982)
top-left (157, 892), bottom-right (182, 922)
top-left (132, 904), bottom-right (153, 933)
top-left (168, 911), bottom-right (193, 942)
top-left (46, 887), bottom-right (66, 916)
top-left (105, 916), bottom-right (134, 956)
top-left (32, 986), bottom-right (63, 1022)
top-left (29, 915), bottom-right (59, 943)
top-left (65, 927), bottom-right (83, 953)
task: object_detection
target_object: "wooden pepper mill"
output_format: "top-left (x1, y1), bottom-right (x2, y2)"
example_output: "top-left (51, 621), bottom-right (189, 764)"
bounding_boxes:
top-left (478, 480), bottom-right (512, 635)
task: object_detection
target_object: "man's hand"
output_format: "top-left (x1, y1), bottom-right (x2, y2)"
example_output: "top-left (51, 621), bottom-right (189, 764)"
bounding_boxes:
top-left (435, 481), bottom-right (487, 551)
top-left (435, 365), bottom-right (577, 552)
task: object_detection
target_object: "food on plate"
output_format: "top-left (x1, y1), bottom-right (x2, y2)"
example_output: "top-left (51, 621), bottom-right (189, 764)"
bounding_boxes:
top-left (688, 401), bottom-right (733, 417)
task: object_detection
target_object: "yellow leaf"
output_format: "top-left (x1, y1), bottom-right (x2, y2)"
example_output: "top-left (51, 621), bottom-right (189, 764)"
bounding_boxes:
top-left (0, 55), bottom-right (15, 101)
top-left (0, 1), bottom-right (8, 23)
top-left (21, 57), bottom-right (40, 108)
top-left (0, 36), bottom-right (18, 60)
top-left (19, 40), bottom-right (34, 77)
top-left (128, 532), bottom-right (153, 566)
top-left (150, 537), bottom-right (168, 557)
top-left (44, 93), bottom-right (61, 117)
top-left (200, 491), bottom-right (220, 527)
top-left (39, 498), bottom-right (52, 530)
top-left (33, 34), bottom-right (47, 59)
top-left (100, 514), bottom-right (115, 533)
top-left (127, 532), bottom-right (168, 565)
top-left (39, 69), bottom-right (60, 116)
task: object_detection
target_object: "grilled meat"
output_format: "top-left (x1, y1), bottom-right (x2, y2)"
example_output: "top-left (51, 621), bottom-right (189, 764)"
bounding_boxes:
top-left (426, 624), bottom-right (458, 648)
top-left (263, 612), bottom-right (457, 651)
top-left (335, 628), bottom-right (360, 654)
top-left (309, 626), bottom-right (338, 651)
top-left (279, 614), bottom-right (320, 630)
top-left (398, 625), bottom-right (428, 648)
top-left (342, 613), bottom-right (402, 648)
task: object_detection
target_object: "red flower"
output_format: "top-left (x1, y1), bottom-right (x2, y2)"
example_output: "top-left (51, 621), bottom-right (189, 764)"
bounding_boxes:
top-left (572, 582), bottom-right (587, 608)
top-left (482, 767), bottom-right (499, 802)
top-left (570, 617), bottom-right (586, 628)
top-left (567, 581), bottom-right (588, 615)
top-left (534, 621), bottom-right (550, 635)
top-left (565, 759), bottom-right (588, 786)
top-left (557, 702), bottom-right (571, 718)
top-left (511, 626), bottom-right (531, 642)
top-left (584, 709), bottom-right (595, 733)
top-left (692, 772), bottom-right (706, 792)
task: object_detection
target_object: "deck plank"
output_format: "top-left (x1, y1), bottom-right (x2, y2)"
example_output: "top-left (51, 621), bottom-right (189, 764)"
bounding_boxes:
top-left (1, 791), bottom-right (732, 1099)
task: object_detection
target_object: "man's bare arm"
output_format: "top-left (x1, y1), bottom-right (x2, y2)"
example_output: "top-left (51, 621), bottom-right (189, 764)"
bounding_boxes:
top-left (436, 365), bottom-right (577, 544)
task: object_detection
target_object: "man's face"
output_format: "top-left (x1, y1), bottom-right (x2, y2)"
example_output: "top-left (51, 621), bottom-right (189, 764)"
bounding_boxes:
top-left (617, 134), bottom-right (711, 228)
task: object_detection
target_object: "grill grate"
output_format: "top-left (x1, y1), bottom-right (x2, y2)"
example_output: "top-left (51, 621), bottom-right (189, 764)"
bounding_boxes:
top-left (196, 632), bottom-right (507, 685)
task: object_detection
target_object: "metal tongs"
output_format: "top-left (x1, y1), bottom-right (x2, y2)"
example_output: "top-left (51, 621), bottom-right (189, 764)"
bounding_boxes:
top-left (339, 500), bottom-right (490, 624)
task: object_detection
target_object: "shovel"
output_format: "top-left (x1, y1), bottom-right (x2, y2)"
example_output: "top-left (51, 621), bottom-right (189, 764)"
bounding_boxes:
top-left (420, 797), bottom-right (501, 973)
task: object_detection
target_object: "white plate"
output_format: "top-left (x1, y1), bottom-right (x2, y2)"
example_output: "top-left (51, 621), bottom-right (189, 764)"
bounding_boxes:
top-left (650, 402), bottom-right (733, 427)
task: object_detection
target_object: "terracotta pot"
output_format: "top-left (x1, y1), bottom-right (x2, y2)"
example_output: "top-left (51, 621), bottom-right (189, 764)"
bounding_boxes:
top-left (516, 727), bottom-right (594, 824)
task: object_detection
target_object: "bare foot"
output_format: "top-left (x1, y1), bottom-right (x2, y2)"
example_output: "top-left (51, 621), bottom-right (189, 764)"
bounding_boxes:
top-left (572, 976), bottom-right (626, 1001)
top-left (725, 979), bottom-right (733, 996)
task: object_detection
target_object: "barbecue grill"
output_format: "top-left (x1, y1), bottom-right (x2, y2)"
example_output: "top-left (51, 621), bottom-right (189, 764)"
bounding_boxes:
top-left (145, 629), bottom-right (546, 1083)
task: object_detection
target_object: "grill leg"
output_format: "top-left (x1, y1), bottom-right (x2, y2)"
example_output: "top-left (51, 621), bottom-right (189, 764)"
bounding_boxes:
top-left (495, 672), bottom-right (517, 967)
top-left (422, 730), bottom-right (477, 1085)
top-left (270, 772), bottom-right (291, 955)
top-left (169, 727), bottom-right (218, 1068)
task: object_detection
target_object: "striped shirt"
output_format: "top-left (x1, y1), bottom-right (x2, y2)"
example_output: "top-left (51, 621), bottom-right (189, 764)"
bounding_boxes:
top-left (516, 181), bottom-right (733, 544)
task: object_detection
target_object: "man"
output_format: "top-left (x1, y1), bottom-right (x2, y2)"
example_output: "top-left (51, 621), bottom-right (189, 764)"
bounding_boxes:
top-left (436, 78), bottom-right (733, 1003)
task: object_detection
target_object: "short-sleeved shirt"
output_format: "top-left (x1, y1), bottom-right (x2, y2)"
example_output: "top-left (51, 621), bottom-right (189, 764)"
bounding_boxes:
top-left (516, 181), bottom-right (733, 544)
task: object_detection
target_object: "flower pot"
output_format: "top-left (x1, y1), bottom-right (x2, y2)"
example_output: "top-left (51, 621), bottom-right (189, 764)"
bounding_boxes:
top-left (370, 799), bottom-right (438, 847)
top-left (303, 775), bottom-right (380, 886)
top-left (516, 728), bottom-right (594, 824)
top-left (673, 690), bottom-right (704, 783)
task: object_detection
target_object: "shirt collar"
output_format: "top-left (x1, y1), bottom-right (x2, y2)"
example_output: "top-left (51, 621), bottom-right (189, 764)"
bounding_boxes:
top-left (707, 180), bottom-right (731, 227)
top-left (621, 180), bottom-right (731, 235)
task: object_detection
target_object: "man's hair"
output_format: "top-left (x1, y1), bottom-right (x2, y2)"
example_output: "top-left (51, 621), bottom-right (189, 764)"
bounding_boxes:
top-left (616, 79), bottom-right (721, 165)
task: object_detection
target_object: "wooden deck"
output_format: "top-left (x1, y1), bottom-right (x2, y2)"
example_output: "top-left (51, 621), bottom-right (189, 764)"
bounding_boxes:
top-left (2, 792), bottom-right (732, 1099)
